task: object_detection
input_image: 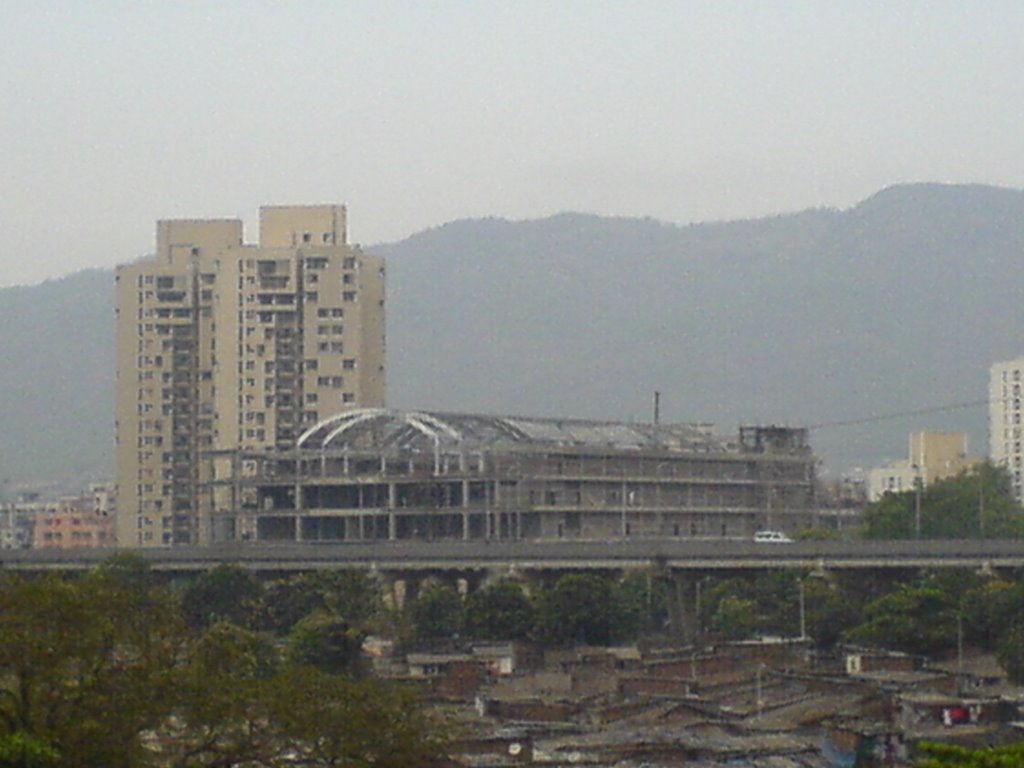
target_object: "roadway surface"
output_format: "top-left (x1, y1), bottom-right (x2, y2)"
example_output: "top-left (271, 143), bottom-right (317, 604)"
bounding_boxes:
top-left (2, 538), bottom-right (1024, 574)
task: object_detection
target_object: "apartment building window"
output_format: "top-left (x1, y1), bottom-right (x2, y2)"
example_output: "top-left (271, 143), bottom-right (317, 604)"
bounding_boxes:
top-left (306, 291), bottom-right (318, 302)
top-left (343, 257), bottom-right (356, 269)
top-left (342, 292), bottom-right (356, 302)
top-left (304, 359), bottom-right (318, 371)
top-left (343, 273), bottom-right (354, 285)
top-left (331, 324), bottom-right (344, 335)
top-left (342, 393), bottom-right (355, 403)
top-left (342, 359), bottom-right (356, 370)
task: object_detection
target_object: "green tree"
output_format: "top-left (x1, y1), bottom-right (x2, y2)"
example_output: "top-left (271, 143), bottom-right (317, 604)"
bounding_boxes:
top-left (0, 560), bottom-right (448, 768)
top-left (0, 733), bottom-right (60, 768)
top-left (409, 584), bottom-right (463, 642)
top-left (181, 564), bottom-right (263, 630)
top-left (464, 580), bottom-right (535, 641)
top-left (846, 581), bottom-right (959, 655)
top-left (159, 622), bottom-right (281, 767)
top-left (915, 740), bottom-right (1024, 767)
top-left (862, 462), bottom-right (1024, 540)
top-left (750, 571), bottom-right (802, 636)
top-left (802, 577), bottom-right (860, 648)
top-left (712, 595), bottom-right (759, 640)
top-left (289, 610), bottom-right (366, 676)
top-left (614, 570), bottom-right (668, 637)
top-left (960, 577), bottom-right (1024, 650)
top-left (163, 621), bottom-right (444, 767)
top-left (995, 621), bottom-right (1024, 684)
top-left (536, 573), bottom-right (630, 646)
top-left (698, 577), bottom-right (754, 633)
top-left (0, 570), bottom-right (184, 768)
top-left (272, 667), bottom-right (450, 768)
top-left (259, 571), bottom-right (382, 634)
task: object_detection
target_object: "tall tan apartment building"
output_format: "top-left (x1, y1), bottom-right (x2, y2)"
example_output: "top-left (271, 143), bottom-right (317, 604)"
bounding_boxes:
top-left (115, 206), bottom-right (386, 546)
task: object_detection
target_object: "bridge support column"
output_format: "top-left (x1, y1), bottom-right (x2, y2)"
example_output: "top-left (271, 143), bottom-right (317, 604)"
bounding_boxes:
top-left (666, 571), bottom-right (699, 647)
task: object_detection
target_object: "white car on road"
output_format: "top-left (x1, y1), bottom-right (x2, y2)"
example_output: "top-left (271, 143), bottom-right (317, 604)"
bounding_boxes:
top-left (753, 530), bottom-right (793, 544)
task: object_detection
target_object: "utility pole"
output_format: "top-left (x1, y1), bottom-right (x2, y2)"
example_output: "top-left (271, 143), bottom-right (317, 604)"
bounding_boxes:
top-left (756, 663), bottom-right (765, 719)
top-left (913, 467), bottom-right (922, 539)
top-left (798, 579), bottom-right (807, 641)
top-left (956, 613), bottom-right (964, 696)
top-left (979, 483), bottom-right (985, 538)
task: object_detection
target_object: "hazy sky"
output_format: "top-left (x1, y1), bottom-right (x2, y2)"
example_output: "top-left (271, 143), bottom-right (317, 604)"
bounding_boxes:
top-left (2, 2), bottom-right (1022, 286)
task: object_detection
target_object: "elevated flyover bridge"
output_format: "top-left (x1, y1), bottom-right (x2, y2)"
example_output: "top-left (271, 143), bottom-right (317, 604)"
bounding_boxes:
top-left (7, 539), bottom-right (1021, 643)
top-left (2, 538), bottom-right (1023, 576)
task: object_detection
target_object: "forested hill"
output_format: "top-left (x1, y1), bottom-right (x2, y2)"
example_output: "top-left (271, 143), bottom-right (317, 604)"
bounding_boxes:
top-left (3, 182), bottom-right (1024, 488)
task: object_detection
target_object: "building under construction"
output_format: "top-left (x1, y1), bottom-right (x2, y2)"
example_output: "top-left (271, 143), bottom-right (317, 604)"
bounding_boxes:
top-left (199, 409), bottom-right (816, 544)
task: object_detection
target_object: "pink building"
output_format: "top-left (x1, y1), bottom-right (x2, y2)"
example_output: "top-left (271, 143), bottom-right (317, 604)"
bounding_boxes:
top-left (34, 485), bottom-right (115, 549)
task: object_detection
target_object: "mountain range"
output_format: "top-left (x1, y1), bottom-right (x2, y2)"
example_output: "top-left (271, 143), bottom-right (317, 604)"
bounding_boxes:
top-left (3, 182), bottom-right (1023, 491)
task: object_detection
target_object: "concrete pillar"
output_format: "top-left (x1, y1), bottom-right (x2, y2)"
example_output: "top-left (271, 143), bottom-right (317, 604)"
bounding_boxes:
top-left (666, 571), bottom-right (698, 646)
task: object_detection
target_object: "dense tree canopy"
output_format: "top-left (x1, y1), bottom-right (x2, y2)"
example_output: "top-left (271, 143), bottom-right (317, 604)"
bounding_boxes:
top-left (846, 581), bottom-right (960, 656)
top-left (464, 580), bottom-right (535, 641)
top-left (181, 563), bottom-right (263, 630)
top-left (862, 462), bottom-right (1024, 540)
top-left (535, 573), bottom-right (634, 646)
top-left (288, 610), bottom-right (367, 676)
top-left (258, 571), bottom-right (383, 634)
top-left (0, 561), bottom-right (447, 768)
top-left (409, 584), bottom-right (464, 642)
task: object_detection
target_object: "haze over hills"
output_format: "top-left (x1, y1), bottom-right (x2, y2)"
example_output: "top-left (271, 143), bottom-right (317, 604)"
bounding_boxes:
top-left (2, 182), bottom-right (1023, 490)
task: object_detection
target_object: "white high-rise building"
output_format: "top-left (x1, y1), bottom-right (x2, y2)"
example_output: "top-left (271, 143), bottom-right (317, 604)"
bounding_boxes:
top-left (989, 357), bottom-right (1024, 502)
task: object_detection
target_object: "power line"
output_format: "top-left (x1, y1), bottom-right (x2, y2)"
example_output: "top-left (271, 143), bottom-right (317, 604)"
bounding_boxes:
top-left (807, 398), bottom-right (993, 431)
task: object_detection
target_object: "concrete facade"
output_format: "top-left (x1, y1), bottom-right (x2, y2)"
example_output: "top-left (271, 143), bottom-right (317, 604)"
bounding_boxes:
top-left (201, 410), bottom-right (816, 544)
top-left (867, 431), bottom-right (975, 502)
top-left (990, 357), bottom-right (1024, 502)
top-left (33, 487), bottom-right (116, 550)
top-left (116, 206), bottom-right (386, 546)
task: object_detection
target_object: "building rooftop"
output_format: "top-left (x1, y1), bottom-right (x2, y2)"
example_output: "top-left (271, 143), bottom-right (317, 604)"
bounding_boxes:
top-left (296, 408), bottom-right (730, 453)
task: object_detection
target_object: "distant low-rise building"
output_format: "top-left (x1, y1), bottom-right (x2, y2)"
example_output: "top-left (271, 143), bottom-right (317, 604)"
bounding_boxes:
top-left (33, 484), bottom-right (116, 549)
top-left (0, 493), bottom-right (39, 549)
top-left (867, 432), bottom-right (976, 502)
